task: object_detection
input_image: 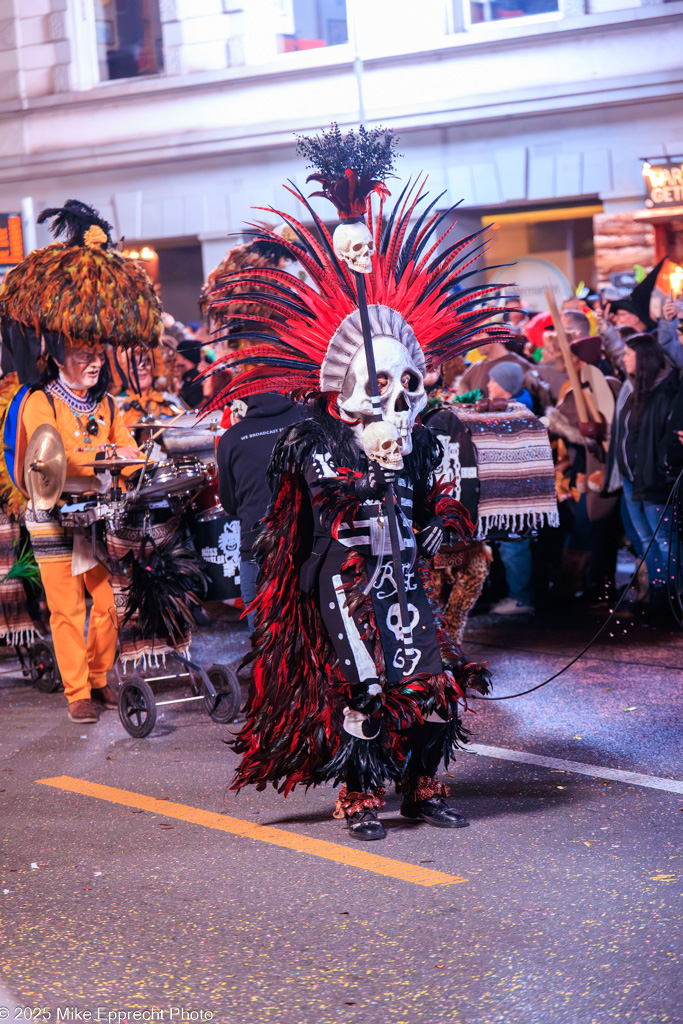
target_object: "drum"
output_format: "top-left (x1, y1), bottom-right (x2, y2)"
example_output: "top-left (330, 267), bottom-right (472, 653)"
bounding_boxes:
top-left (134, 458), bottom-right (207, 501)
top-left (162, 413), bottom-right (224, 462)
top-left (191, 511), bottom-right (242, 602)
top-left (191, 475), bottom-right (224, 523)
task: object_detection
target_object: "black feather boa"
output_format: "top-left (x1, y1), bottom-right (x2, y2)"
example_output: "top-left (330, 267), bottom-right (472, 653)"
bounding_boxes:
top-left (121, 540), bottom-right (208, 645)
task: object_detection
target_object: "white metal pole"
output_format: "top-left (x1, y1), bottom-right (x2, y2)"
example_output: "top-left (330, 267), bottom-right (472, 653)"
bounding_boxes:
top-left (21, 196), bottom-right (37, 253)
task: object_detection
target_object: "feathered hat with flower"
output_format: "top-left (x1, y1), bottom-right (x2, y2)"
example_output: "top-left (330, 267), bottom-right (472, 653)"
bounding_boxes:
top-left (0, 200), bottom-right (162, 350)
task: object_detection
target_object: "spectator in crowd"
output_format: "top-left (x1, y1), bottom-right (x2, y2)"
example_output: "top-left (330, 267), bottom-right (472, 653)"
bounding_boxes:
top-left (503, 296), bottom-right (530, 332)
top-left (657, 298), bottom-right (683, 373)
top-left (537, 329), bottom-right (569, 402)
top-left (173, 338), bottom-right (204, 408)
top-left (491, 538), bottom-right (535, 617)
top-left (523, 311), bottom-right (554, 364)
top-left (596, 261), bottom-right (664, 377)
top-left (604, 333), bottom-right (681, 612)
top-left (563, 307), bottom-right (624, 380)
top-left (487, 370), bottom-right (539, 616)
top-left (487, 361), bottom-right (533, 411)
top-left (543, 334), bottom-right (621, 603)
top-left (561, 309), bottom-right (591, 339)
top-left (562, 296), bottom-right (587, 313)
top-left (457, 329), bottom-right (550, 412)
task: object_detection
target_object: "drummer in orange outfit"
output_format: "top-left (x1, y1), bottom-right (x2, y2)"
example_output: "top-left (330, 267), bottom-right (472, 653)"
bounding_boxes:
top-left (22, 343), bottom-right (144, 725)
top-left (0, 199), bottom-right (163, 726)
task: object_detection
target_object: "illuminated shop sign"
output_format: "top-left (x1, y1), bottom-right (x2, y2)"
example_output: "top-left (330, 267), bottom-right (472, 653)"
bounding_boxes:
top-left (642, 160), bottom-right (683, 208)
top-left (0, 213), bottom-right (24, 265)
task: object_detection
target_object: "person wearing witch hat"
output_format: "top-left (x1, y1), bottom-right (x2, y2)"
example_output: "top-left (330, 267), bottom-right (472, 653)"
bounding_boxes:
top-left (0, 201), bottom-right (162, 724)
top-left (202, 125), bottom-right (503, 841)
top-left (596, 259), bottom-right (665, 374)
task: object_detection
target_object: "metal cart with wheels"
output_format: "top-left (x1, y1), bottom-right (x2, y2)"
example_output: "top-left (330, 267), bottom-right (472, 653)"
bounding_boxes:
top-left (19, 638), bottom-right (61, 693)
top-left (117, 650), bottom-right (240, 738)
top-left (0, 636), bottom-right (61, 693)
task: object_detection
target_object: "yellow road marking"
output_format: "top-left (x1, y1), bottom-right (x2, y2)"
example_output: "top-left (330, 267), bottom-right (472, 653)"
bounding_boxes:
top-left (37, 776), bottom-right (466, 888)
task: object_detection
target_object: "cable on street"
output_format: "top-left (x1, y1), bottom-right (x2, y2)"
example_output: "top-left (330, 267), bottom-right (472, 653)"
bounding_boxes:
top-left (468, 467), bottom-right (683, 701)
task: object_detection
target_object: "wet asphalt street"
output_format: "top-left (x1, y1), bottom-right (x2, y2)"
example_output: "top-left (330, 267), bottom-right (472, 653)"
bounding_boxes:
top-left (0, 609), bottom-right (681, 1024)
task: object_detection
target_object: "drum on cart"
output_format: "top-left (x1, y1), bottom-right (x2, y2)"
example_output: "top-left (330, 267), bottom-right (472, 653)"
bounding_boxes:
top-left (190, 476), bottom-right (242, 603)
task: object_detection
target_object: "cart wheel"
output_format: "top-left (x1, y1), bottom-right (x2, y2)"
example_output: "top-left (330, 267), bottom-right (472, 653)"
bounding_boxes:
top-left (118, 676), bottom-right (157, 738)
top-left (28, 640), bottom-right (61, 693)
top-left (203, 664), bottom-right (241, 724)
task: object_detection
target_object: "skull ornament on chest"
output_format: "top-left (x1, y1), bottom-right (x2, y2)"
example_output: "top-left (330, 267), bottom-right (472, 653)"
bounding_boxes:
top-left (338, 335), bottom-right (427, 455)
top-left (361, 420), bottom-right (404, 471)
top-left (333, 221), bottom-right (374, 274)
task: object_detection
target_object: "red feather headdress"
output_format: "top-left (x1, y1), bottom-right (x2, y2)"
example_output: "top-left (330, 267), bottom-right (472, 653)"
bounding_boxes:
top-left (201, 177), bottom-right (511, 413)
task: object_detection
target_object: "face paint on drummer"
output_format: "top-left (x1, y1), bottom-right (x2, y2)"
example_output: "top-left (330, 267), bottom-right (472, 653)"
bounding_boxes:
top-left (58, 344), bottom-right (106, 392)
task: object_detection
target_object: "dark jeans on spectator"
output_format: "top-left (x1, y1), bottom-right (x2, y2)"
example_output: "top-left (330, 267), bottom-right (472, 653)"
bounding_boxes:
top-left (621, 479), bottom-right (670, 588)
top-left (497, 538), bottom-right (534, 607)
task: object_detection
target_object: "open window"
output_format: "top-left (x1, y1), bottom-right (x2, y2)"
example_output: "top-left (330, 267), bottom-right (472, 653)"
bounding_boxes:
top-left (94, 0), bottom-right (164, 81)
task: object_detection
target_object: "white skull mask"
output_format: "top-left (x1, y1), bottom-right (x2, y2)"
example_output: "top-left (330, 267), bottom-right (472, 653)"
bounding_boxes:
top-left (361, 420), bottom-right (404, 471)
top-left (333, 221), bottom-right (374, 274)
top-left (337, 335), bottom-right (427, 455)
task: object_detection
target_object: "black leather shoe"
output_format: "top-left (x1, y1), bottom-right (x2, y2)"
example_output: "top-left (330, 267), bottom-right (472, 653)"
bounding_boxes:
top-left (400, 796), bottom-right (469, 828)
top-left (346, 808), bottom-right (387, 841)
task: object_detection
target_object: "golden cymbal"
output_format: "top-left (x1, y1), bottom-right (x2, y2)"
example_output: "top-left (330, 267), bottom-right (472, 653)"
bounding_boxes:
top-left (24, 425), bottom-right (67, 511)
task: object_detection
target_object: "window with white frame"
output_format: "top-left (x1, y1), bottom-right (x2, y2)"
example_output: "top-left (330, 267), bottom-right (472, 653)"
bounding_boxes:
top-left (274, 0), bottom-right (348, 53)
top-left (463, 0), bottom-right (559, 27)
top-left (235, 0), bottom-right (348, 65)
top-left (93, 0), bottom-right (163, 81)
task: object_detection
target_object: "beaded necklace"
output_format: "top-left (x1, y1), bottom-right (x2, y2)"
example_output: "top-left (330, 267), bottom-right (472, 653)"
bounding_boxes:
top-left (47, 375), bottom-right (102, 452)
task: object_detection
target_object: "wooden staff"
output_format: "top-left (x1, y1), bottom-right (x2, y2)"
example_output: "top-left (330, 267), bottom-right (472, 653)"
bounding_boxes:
top-left (545, 290), bottom-right (590, 424)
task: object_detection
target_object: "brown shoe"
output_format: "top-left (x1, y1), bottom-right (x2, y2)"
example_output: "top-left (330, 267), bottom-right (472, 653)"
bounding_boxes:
top-left (68, 699), bottom-right (99, 724)
top-left (91, 683), bottom-right (119, 710)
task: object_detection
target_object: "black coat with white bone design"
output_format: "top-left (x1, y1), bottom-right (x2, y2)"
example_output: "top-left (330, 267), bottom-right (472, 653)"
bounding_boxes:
top-left (230, 408), bottom-right (491, 795)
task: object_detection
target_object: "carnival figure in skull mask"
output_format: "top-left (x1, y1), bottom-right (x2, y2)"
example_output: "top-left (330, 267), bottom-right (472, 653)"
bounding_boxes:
top-left (203, 125), bottom-right (510, 841)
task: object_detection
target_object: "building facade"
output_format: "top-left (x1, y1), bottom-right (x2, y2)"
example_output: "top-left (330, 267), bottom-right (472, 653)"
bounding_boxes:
top-left (0, 0), bottom-right (682, 318)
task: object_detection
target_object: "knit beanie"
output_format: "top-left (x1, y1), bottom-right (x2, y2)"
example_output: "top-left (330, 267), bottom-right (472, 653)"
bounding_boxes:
top-left (488, 360), bottom-right (523, 397)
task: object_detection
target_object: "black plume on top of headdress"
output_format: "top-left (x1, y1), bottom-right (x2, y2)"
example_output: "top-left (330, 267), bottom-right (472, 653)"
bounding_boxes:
top-left (295, 123), bottom-right (400, 219)
top-left (296, 123), bottom-right (399, 182)
top-left (37, 199), bottom-right (113, 247)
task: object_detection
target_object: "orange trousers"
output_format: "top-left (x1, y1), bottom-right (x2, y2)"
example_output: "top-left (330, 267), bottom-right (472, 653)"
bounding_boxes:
top-left (38, 560), bottom-right (118, 704)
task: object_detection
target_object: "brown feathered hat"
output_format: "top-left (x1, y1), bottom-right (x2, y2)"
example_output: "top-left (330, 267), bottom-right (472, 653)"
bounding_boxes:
top-left (0, 200), bottom-right (162, 350)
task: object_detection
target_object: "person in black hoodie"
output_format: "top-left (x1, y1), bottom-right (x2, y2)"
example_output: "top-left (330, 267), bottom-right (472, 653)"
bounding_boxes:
top-left (217, 392), bottom-right (305, 630)
top-left (605, 333), bottom-right (683, 603)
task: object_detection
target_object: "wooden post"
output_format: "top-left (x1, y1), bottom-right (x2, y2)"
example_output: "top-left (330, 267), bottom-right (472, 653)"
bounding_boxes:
top-left (545, 290), bottom-right (590, 424)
